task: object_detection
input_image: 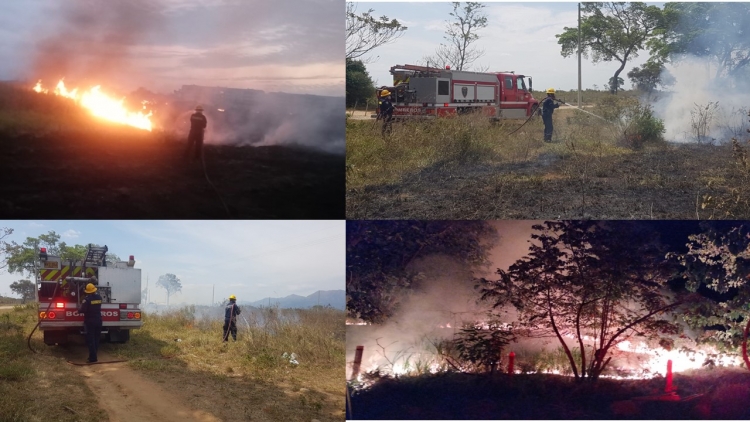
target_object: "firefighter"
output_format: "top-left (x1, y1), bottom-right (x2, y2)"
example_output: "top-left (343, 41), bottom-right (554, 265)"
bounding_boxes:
top-left (541, 88), bottom-right (561, 142)
top-left (78, 282), bottom-right (103, 363)
top-left (223, 294), bottom-right (242, 342)
top-left (379, 90), bottom-right (395, 138)
top-left (185, 105), bottom-right (208, 160)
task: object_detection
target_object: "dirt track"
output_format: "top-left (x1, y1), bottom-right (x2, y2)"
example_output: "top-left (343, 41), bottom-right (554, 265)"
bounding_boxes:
top-left (0, 129), bottom-right (344, 218)
top-left (74, 351), bottom-right (221, 422)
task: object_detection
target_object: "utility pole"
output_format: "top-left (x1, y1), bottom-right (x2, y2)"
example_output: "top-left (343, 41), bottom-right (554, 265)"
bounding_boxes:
top-left (577, 2), bottom-right (582, 108)
top-left (146, 274), bottom-right (149, 304)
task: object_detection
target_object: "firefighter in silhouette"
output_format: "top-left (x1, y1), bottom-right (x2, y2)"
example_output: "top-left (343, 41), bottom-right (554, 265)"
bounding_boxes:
top-left (541, 88), bottom-right (562, 142)
top-left (223, 295), bottom-right (242, 342)
top-left (379, 90), bottom-right (395, 138)
top-left (186, 105), bottom-right (208, 160)
top-left (78, 282), bottom-right (103, 363)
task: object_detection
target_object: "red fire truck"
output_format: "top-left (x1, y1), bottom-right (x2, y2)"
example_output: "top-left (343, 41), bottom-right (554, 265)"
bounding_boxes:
top-left (376, 64), bottom-right (539, 120)
top-left (36, 244), bottom-right (142, 345)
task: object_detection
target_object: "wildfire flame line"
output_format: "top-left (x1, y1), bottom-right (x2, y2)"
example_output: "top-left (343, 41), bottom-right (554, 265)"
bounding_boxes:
top-left (32, 79), bottom-right (153, 131)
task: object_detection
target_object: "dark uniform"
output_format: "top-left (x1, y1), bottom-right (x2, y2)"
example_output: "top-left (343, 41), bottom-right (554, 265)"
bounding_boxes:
top-left (78, 292), bottom-right (103, 363)
top-left (541, 96), bottom-right (560, 142)
top-left (380, 97), bottom-right (395, 137)
top-left (186, 112), bottom-right (208, 160)
top-left (223, 301), bottom-right (242, 342)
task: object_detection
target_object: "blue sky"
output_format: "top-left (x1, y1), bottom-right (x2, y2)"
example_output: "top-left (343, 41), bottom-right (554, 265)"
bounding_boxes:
top-left (352, 1), bottom-right (663, 91)
top-left (0, 0), bottom-right (343, 95)
top-left (0, 220), bottom-right (345, 306)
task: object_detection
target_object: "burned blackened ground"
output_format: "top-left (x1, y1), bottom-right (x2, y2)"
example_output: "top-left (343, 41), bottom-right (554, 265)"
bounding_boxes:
top-left (349, 368), bottom-right (750, 420)
top-left (0, 130), bottom-right (344, 218)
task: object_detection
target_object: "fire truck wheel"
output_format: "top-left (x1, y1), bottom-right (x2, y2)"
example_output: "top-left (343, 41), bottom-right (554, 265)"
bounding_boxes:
top-left (107, 329), bottom-right (130, 343)
top-left (43, 330), bottom-right (68, 346)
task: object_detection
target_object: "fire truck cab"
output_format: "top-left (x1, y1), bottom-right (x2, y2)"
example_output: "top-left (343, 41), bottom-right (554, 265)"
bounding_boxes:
top-left (36, 244), bottom-right (142, 345)
top-left (377, 64), bottom-right (539, 120)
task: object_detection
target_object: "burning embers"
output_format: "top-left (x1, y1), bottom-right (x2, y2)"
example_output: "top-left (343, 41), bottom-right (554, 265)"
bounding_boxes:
top-left (32, 79), bottom-right (153, 131)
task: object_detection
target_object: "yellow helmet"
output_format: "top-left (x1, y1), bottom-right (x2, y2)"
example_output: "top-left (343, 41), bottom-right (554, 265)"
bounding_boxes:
top-left (229, 294), bottom-right (236, 300)
top-left (546, 88), bottom-right (556, 94)
top-left (380, 90), bottom-right (391, 97)
top-left (84, 283), bottom-right (97, 294)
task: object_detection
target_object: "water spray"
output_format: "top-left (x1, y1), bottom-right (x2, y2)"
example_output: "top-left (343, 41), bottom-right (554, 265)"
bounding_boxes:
top-left (558, 102), bottom-right (610, 123)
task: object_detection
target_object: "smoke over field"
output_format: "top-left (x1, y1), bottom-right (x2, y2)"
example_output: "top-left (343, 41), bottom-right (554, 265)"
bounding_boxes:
top-left (652, 56), bottom-right (750, 142)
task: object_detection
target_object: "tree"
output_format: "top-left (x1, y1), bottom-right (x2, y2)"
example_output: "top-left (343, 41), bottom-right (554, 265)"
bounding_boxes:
top-left (347, 221), bottom-right (498, 323)
top-left (478, 221), bottom-right (683, 381)
top-left (653, 3), bottom-right (750, 81)
top-left (423, 2), bottom-right (488, 71)
top-left (157, 273), bottom-right (182, 306)
top-left (4, 231), bottom-right (65, 278)
top-left (627, 60), bottom-right (674, 93)
top-left (453, 317), bottom-right (516, 374)
top-left (606, 76), bottom-right (625, 93)
top-left (668, 223), bottom-right (750, 370)
top-left (10, 280), bottom-right (35, 303)
top-left (557, 2), bottom-right (666, 94)
top-left (3, 232), bottom-right (120, 278)
top-left (346, 3), bottom-right (407, 61)
top-left (346, 58), bottom-right (375, 108)
top-left (0, 227), bottom-right (12, 270)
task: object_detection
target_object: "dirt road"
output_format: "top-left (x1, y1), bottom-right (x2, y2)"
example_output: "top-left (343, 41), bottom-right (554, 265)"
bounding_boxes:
top-left (71, 351), bottom-right (221, 422)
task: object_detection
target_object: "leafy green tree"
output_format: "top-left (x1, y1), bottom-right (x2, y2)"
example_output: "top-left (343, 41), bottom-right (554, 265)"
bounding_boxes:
top-left (346, 58), bottom-right (375, 108)
top-left (606, 76), bottom-right (625, 93)
top-left (668, 223), bottom-right (750, 369)
top-left (10, 279), bottom-right (35, 303)
top-left (346, 3), bottom-right (407, 61)
top-left (557, 2), bottom-right (666, 94)
top-left (347, 221), bottom-right (498, 323)
top-left (627, 60), bottom-right (674, 93)
top-left (0, 227), bottom-right (12, 270)
top-left (3, 232), bottom-right (121, 278)
top-left (157, 273), bottom-right (182, 306)
top-left (652, 3), bottom-right (750, 80)
top-left (423, 2), bottom-right (488, 71)
top-left (478, 221), bottom-right (683, 381)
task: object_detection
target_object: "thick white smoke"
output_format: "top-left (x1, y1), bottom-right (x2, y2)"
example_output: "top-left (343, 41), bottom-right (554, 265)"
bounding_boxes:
top-left (652, 55), bottom-right (750, 143)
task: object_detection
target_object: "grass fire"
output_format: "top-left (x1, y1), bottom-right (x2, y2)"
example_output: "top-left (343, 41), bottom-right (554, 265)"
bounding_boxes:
top-left (346, 220), bottom-right (750, 419)
top-left (0, 0), bottom-right (344, 218)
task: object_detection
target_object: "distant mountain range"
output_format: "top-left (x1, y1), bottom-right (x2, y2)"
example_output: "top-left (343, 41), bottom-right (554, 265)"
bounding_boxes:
top-left (241, 290), bottom-right (344, 310)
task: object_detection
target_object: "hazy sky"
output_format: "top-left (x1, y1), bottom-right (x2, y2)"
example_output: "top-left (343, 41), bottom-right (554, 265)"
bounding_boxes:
top-left (353, 1), bottom-right (662, 91)
top-left (0, 0), bottom-right (344, 96)
top-left (0, 220), bottom-right (345, 306)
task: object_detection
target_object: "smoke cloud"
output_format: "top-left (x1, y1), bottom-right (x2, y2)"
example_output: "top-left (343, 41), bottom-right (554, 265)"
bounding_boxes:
top-left (652, 56), bottom-right (750, 143)
top-left (17, 0), bottom-right (344, 153)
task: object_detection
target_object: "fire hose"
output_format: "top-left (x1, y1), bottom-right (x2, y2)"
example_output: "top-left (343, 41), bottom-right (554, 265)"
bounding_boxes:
top-left (200, 137), bottom-right (231, 218)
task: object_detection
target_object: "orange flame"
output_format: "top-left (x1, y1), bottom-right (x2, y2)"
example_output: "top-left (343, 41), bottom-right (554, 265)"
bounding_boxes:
top-left (32, 79), bottom-right (153, 131)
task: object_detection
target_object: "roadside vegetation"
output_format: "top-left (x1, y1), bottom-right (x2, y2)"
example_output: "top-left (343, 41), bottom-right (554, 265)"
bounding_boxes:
top-left (347, 92), bottom-right (750, 219)
top-left (0, 305), bottom-right (103, 422)
top-left (1, 304), bottom-right (345, 421)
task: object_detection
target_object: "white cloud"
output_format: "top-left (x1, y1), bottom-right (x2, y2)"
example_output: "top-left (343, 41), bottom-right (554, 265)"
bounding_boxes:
top-left (62, 229), bottom-right (80, 239)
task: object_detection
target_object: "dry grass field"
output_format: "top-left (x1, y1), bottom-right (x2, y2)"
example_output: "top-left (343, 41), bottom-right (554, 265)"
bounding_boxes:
top-left (1, 304), bottom-right (345, 421)
top-left (346, 94), bottom-right (750, 220)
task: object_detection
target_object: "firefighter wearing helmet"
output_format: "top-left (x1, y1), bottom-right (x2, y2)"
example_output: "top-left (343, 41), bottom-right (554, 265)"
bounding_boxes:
top-left (223, 294), bottom-right (242, 342)
top-left (185, 105), bottom-right (208, 161)
top-left (541, 88), bottom-right (563, 142)
top-left (78, 282), bottom-right (103, 363)
top-left (379, 89), bottom-right (395, 138)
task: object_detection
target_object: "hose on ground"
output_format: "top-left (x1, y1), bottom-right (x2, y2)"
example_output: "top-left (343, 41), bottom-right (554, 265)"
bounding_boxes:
top-left (200, 146), bottom-right (231, 218)
top-left (27, 282), bottom-right (58, 354)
